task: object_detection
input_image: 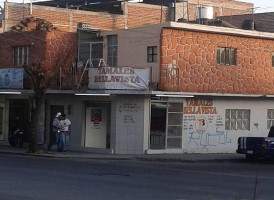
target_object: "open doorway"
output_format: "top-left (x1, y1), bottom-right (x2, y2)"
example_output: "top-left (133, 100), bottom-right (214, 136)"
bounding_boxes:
top-left (9, 100), bottom-right (29, 141)
top-left (150, 102), bottom-right (167, 149)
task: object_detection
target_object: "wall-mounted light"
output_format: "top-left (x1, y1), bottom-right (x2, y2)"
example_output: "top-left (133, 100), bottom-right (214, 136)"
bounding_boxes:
top-left (0, 92), bottom-right (22, 94)
top-left (155, 94), bottom-right (194, 98)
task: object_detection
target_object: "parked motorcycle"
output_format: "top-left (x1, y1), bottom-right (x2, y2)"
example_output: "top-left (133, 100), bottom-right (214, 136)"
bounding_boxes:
top-left (8, 128), bottom-right (24, 148)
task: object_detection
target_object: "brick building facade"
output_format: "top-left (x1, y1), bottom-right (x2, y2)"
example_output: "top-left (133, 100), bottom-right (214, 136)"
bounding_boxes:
top-left (1, 0), bottom-right (252, 33)
top-left (0, 18), bottom-right (78, 88)
top-left (160, 24), bottom-right (274, 95)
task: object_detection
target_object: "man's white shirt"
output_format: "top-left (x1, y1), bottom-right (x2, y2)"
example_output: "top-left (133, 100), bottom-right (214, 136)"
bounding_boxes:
top-left (61, 119), bottom-right (71, 131)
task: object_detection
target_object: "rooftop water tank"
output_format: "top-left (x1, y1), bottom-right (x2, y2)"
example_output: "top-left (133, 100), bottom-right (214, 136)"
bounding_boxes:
top-left (196, 6), bottom-right (214, 20)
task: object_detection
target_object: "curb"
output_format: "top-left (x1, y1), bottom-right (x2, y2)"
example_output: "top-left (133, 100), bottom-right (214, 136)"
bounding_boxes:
top-left (0, 149), bottom-right (244, 162)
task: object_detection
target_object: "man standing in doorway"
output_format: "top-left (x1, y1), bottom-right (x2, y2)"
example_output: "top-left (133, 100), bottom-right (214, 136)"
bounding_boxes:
top-left (47, 112), bottom-right (62, 152)
top-left (60, 114), bottom-right (71, 152)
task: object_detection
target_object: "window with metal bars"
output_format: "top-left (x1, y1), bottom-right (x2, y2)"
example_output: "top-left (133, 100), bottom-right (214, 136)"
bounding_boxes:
top-left (225, 109), bottom-right (250, 130)
top-left (267, 109), bottom-right (274, 129)
top-left (217, 47), bottom-right (237, 66)
top-left (13, 46), bottom-right (29, 67)
top-left (147, 46), bottom-right (157, 63)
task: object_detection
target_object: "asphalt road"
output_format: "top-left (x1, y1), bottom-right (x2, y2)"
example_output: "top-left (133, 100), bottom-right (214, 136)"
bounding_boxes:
top-left (0, 154), bottom-right (273, 200)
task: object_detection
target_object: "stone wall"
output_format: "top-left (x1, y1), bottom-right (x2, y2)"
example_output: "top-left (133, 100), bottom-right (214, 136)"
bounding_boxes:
top-left (160, 28), bottom-right (274, 95)
top-left (0, 30), bottom-right (77, 70)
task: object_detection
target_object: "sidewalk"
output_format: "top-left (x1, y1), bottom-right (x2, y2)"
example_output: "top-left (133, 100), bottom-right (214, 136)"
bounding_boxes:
top-left (0, 145), bottom-right (244, 162)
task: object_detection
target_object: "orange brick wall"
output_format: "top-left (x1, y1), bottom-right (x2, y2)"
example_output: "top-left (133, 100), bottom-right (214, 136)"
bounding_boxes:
top-left (5, 3), bottom-right (125, 32)
top-left (4, 1), bottom-right (252, 33)
top-left (160, 28), bottom-right (274, 95)
top-left (186, 1), bottom-right (252, 21)
top-left (127, 4), bottom-right (169, 28)
top-left (0, 30), bottom-right (77, 70)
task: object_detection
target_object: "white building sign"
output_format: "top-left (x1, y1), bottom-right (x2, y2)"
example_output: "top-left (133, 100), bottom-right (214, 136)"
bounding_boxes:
top-left (0, 68), bottom-right (24, 89)
top-left (88, 67), bottom-right (150, 90)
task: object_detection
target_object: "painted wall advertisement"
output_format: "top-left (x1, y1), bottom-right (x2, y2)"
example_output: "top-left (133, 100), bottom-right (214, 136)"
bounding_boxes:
top-left (183, 99), bottom-right (231, 150)
top-left (0, 68), bottom-right (24, 89)
top-left (88, 67), bottom-right (150, 90)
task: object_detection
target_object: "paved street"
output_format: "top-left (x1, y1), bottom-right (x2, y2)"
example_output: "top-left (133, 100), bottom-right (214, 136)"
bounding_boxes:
top-left (0, 154), bottom-right (274, 200)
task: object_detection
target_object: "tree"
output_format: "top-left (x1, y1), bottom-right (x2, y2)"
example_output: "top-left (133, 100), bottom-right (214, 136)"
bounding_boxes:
top-left (23, 63), bottom-right (56, 153)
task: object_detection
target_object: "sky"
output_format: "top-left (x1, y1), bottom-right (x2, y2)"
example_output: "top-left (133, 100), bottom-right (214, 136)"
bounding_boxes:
top-left (1, 0), bottom-right (274, 13)
top-left (239, 0), bottom-right (274, 13)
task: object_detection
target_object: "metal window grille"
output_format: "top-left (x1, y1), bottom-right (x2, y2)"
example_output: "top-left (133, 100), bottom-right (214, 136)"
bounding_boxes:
top-left (267, 109), bottom-right (274, 129)
top-left (78, 42), bottom-right (103, 67)
top-left (217, 47), bottom-right (236, 66)
top-left (107, 35), bottom-right (117, 67)
top-left (225, 109), bottom-right (250, 130)
top-left (13, 46), bottom-right (29, 67)
top-left (147, 46), bottom-right (157, 63)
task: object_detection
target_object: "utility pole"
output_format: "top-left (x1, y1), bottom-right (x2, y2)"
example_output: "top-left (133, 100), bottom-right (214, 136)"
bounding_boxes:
top-left (249, 7), bottom-right (259, 31)
top-left (174, 0), bottom-right (176, 22)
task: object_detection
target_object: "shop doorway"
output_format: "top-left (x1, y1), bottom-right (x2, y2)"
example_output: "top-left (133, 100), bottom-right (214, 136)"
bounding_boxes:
top-left (150, 102), bottom-right (167, 149)
top-left (85, 103), bottom-right (110, 149)
top-left (9, 100), bottom-right (29, 141)
top-left (0, 104), bottom-right (5, 141)
top-left (150, 101), bottom-right (183, 149)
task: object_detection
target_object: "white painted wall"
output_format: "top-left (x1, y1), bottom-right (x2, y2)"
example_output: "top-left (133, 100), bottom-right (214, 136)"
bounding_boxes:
top-left (182, 98), bottom-right (274, 153)
top-left (112, 95), bottom-right (146, 154)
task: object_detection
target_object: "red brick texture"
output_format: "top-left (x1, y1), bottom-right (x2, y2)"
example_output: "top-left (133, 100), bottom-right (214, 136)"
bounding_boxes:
top-left (0, 30), bottom-right (77, 70)
top-left (160, 28), bottom-right (274, 95)
top-left (4, 1), bottom-right (252, 33)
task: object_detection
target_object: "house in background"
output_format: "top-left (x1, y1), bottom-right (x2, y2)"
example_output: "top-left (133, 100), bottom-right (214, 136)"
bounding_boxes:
top-left (218, 12), bottom-right (274, 33)
top-left (0, 18), bottom-right (77, 145)
top-left (1, 0), bottom-right (253, 33)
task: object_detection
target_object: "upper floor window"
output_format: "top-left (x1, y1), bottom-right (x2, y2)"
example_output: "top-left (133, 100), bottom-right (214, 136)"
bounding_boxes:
top-left (217, 47), bottom-right (236, 66)
top-left (13, 46), bottom-right (29, 67)
top-left (78, 42), bottom-right (103, 67)
top-left (107, 35), bottom-right (117, 67)
top-left (272, 52), bottom-right (274, 67)
top-left (147, 46), bottom-right (157, 63)
top-left (225, 109), bottom-right (250, 130)
top-left (267, 109), bottom-right (274, 129)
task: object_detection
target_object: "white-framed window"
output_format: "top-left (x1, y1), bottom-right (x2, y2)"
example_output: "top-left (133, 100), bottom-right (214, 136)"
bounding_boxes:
top-left (147, 46), bottom-right (157, 63)
top-left (225, 109), bottom-right (250, 130)
top-left (13, 46), bottom-right (29, 67)
top-left (107, 35), bottom-right (117, 67)
top-left (217, 47), bottom-right (237, 66)
top-left (267, 109), bottom-right (274, 129)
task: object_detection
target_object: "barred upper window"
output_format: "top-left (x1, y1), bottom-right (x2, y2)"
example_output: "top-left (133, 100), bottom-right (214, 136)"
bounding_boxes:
top-left (267, 109), bottom-right (274, 129)
top-left (13, 46), bottom-right (29, 67)
top-left (225, 109), bottom-right (250, 130)
top-left (107, 35), bottom-right (117, 67)
top-left (147, 46), bottom-right (157, 63)
top-left (217, 47), bottom-right (236, 66)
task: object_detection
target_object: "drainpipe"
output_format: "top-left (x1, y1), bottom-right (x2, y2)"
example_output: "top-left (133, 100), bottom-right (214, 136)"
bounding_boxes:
top-left (123, 0), bottom-right (128, 29)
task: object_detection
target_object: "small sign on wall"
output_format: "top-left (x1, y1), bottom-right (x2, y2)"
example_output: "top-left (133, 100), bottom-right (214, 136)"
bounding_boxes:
top-left (91, 109), bottom-right (102, 128)
top-left (88, 67), bottom-right (150, 90)
top-left (0, 68), bottom-right (24, 89)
